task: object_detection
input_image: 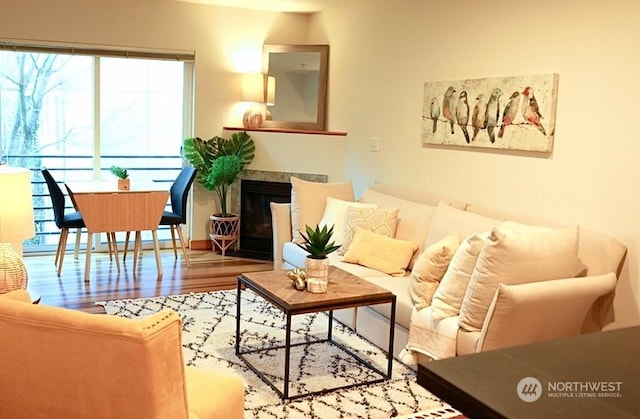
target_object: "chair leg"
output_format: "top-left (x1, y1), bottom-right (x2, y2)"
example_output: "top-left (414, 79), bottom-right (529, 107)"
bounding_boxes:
top-left (175, 224), bottom-right (191, 268)
top-left (122, 231), bottom-right (131, 263)
top-left (169, 225), bottom-right (178, 259)
top-left (109, 232), bottom-right (120, 273)
top-left (107, 233), bottom-right (113, 261)
top-left (74, 228), bottom-right (82, 260)
top-left (57, 228), bottom-right (69, 277)
top-left (54, 231), bottom-right (63, 268)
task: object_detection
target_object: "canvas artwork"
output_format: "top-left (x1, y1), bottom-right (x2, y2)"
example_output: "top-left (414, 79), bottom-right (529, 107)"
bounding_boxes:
top-left (422, 73), bottom-right (559, 153)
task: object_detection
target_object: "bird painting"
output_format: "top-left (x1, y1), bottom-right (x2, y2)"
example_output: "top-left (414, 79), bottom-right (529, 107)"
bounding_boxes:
top-left (498, 91), bottom-right (520, 138)
top-left (485, 88), bottom-right (503, 143)
top-left (522, 86), bottom-right (546, 135)
top-left (430, 97), bottom-right (440, 133)
top-left (471, 93), bottom-right (487, 142)
top-left (456, 91), bottom-right (470, 143)
top-left (442, 86), bottom-right (456, 135)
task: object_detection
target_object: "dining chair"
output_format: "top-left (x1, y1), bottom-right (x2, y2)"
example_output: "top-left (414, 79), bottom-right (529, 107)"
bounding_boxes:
top-left (41, 169), bottom-right (86, 276)
top-left (123, 166), bottom-right (197, 267)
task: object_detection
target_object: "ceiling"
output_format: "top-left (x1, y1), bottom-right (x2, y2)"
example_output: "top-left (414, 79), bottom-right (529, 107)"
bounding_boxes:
top-left (175, 0), bottom-right (331, 13)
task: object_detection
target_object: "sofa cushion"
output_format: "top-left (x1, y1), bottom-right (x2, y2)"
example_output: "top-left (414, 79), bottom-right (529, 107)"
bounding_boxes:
top-left (424, 201), bottom-right (500, 248)
top-left (318, 197), bottom-right (376, 246)
top-left (342, 206), bottom-right (399, 253)
top-left (358, 188), bottom-right (435, 269)
top-left (290, 177), bottom-right (354, 243)
top-left (409, 234), bottom-right (460, 310)
top-left (342, 228), bottom-right (419, 276)
top-left (430, 232), bottom-right (489, 320)
top-left (458, 220), bottom-right (581, 332)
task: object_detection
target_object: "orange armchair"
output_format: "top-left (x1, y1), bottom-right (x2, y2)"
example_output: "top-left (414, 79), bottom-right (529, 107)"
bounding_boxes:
top-left (0, 290), bottom-right (244, 418)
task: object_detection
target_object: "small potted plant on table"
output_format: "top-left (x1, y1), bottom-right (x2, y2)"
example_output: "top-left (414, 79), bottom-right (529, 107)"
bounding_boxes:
top-left (110, 165), bottom-right (130, 190)
top-left (296, 224), bottom-right (340, 293)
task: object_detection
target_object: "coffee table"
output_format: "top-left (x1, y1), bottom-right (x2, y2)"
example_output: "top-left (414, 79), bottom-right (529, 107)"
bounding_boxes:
top-left (235, 266), bottom-right (397, 400)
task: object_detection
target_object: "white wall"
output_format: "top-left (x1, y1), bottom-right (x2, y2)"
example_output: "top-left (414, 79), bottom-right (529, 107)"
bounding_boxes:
top-left (311, 0), bottom-right (640, 329)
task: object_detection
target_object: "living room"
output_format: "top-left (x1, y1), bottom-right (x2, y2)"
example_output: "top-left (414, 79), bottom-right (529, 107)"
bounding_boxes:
top-left (1, 0), bottom-right (638, 413)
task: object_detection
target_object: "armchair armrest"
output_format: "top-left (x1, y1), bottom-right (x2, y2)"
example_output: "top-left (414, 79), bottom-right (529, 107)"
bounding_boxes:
top-left (0, 289), bottom-right (31, 303)
top-left (270, 202), bottom-right (292, 270)
top-left (477, 272), bottom-right (617, 352)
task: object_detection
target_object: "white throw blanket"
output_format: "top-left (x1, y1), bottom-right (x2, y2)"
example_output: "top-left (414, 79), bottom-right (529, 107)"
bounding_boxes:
top-left (399, 307), bottom-right (460, 364)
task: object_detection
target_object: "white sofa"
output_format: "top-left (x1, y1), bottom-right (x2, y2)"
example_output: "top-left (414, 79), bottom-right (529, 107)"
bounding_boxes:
top-left (270, 179), bottom-right (627, 369)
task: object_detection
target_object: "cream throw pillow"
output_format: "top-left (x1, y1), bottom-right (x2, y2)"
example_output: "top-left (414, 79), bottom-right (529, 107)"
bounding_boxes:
top-left (341, 228), bottom-right (419, 276)
top-left (290, 177), bottom-right (354, 243)
top-left (410, 234), bottom-right (460, 310)
top-left (318, 197), bottom-right (377, 246)
top-left (458, 221), bottom-right (580, 332)
top-left (430, 232), bottom-right (489, 320)
top-left (341, 206), bottom-right (399, 253)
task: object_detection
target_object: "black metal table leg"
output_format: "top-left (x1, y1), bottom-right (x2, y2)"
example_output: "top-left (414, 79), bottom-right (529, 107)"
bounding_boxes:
top-left (235, 279), bottom-right (242, 355)
top-left (283, 313), bottom-right (292, 399)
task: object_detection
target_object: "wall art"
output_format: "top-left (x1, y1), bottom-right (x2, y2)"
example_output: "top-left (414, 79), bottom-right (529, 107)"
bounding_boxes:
top-left (422, 73), bottom-right (559, 153)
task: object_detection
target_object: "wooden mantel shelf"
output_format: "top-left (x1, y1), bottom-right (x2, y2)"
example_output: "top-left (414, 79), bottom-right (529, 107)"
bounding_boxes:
top-left (223, 126), bottom-right (347, 136)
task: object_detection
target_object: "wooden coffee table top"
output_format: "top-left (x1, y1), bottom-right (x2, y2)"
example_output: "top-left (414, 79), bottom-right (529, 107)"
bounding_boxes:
top-left (238, 266), bottom-right (395, 315)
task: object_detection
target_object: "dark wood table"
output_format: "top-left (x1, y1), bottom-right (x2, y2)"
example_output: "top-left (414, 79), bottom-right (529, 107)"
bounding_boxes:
top-left (417, 326), bottom-right (640, 418)
top-left (236, 266), bottom-right (397, 400)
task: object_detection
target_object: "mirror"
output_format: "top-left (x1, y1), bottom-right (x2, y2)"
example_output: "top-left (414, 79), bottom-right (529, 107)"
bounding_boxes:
top-left (261, 44), bottom-right (329, 131)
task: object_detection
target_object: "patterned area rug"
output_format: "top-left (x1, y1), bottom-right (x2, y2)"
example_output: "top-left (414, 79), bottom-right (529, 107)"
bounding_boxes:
top-left (97, 289), bottom-right (461, 419)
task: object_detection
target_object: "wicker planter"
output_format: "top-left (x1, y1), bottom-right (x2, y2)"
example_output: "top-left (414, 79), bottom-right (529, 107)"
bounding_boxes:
top-left (305, 256), bottom-right (329, 293)
top-left (209, 214), bottom-right (240, 256)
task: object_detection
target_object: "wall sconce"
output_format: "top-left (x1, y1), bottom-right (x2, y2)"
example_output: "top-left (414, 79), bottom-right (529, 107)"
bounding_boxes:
top-left (242, 73), bottom-right (266, 129)
top-left (0, 166), bottom-right (35, 294)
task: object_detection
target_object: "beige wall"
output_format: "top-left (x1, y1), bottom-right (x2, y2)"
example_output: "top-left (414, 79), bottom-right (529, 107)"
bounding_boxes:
top-left (313, 0), bottom-right (639, 329)
top-left (2, 0), bottom-right (638, 328)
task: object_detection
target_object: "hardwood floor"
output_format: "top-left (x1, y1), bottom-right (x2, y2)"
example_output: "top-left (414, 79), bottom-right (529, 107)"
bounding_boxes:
top-left (23, 248), bottom-right (273, 314)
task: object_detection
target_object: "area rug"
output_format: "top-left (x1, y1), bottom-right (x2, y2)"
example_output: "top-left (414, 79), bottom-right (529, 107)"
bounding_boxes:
top-left (97, 289), bottom-right (461, 419)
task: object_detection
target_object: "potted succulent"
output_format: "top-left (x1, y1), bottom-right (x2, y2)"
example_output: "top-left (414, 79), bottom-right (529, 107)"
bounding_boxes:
top-left (182, 131), bottom-right (255, 254)
top-left (296, 224), bottom-right (340, 292)
top-left (110, 165), bottom-right (130, 190)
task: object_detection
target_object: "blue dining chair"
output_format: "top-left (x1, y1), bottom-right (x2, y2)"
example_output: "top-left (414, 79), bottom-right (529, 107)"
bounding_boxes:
top-left (41, 169), bottom-right (86, 276)
top-left (123, 166), bottom-right (197, 267)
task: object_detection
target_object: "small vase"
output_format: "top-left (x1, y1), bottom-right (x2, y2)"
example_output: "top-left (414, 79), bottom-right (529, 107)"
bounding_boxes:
top-left (305, 257), bottom-right (329, 293)
top-left (117, 178), bottom-right (130, 190)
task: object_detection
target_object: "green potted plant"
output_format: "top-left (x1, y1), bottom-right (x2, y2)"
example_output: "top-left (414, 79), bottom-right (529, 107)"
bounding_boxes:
top-left (296, 224), bottom-right (340, 292)
top-left (109, 165), bottom-right (130, 190)
top-left (182, 131), bottom-right (255, 254)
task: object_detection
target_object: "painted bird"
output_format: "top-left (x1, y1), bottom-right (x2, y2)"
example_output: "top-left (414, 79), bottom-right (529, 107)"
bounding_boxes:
top-left (456, 91), bottom-right (470, 143)
top-left (442, 86), bottom-right (456, 135)
top-left (485, 88), bottom-right (503, 143)
top-left (522, 86), bottom-right (546, 135)
top-left (471, 93), bottom-right (487, 142)
top-left (430, 97), bottom-right (440, 133)
top-left (498, 91), bottom-right (520, 138)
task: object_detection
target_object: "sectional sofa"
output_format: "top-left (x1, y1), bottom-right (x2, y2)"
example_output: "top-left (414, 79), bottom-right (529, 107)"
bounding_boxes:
top-left (271, 178), bottom-right (627, 369)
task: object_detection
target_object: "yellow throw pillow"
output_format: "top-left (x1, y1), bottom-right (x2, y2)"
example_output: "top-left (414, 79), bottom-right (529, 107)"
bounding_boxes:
top-left (410, 233), bottom-right (460, 310)
top-left (341, 228), bottom-right (419, 276)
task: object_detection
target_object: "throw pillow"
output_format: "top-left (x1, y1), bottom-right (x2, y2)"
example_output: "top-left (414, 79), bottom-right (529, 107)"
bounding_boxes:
top-left (410, 233), bottom-right (460, 310)
top-left (341, 228), bottom-right (419, 276)
top-left (317, 197), bottom-right (377, 246)
top-left (290, 177), bottom-right (354, 243)
top-left (341, 206), bottom-right (399, 253)
top-left (458, 221), bottom-right (580, 332)
top-left (430, 232), bottom-right (489, 320)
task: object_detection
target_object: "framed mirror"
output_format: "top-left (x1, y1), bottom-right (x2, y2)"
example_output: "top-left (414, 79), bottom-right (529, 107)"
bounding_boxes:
top-left (261, 44), bottom-right (329, 131)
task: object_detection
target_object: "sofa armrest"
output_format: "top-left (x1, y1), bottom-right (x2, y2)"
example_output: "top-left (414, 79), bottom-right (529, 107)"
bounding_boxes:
top-left (476, 273), bottom-right (617, 352)
top-left (0, 289), bottom-right (31, 303)
top-left (270, 202), bottom-right (292, 270)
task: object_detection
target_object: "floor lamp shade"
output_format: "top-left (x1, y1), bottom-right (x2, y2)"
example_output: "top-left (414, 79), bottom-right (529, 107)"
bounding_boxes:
top-left (0, 166), bottom-right (35, 293)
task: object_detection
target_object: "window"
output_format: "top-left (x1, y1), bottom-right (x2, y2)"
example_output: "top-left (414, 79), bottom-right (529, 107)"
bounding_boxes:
top-left (0, 44), bottom-right (194, 252)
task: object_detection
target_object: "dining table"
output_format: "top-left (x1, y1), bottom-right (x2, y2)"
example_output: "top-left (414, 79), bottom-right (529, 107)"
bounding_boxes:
top-left (65, 180), bottom-right (170, 282)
